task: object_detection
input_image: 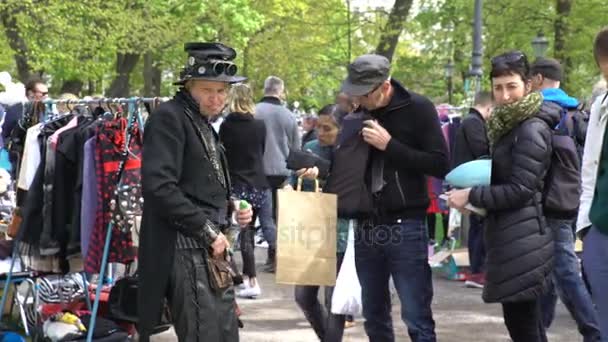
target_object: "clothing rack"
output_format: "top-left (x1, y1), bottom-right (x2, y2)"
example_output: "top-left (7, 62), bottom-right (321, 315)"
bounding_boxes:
top-left (0, 97), bottom-right (161, 341)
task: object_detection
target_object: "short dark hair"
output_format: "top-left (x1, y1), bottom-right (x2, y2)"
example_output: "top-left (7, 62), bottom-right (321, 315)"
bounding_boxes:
top-left (594, 26), bottom-right (608, 63)
top-left (474, 91), bottom-right (493, 106)
top-left (530, 58), bottom-right (563, 82)
top-left (318, 104), bottom-right (337, 116)
top-left (317, 104), bottom-right (340, 127)
top-left (25, 78), bottom-right (44, 93)
top-left (489, 50), bottom-right (530, 82)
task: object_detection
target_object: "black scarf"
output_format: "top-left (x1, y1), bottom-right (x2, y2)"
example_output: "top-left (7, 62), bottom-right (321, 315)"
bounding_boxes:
top-left (175, 89), bottom-right (230, 191)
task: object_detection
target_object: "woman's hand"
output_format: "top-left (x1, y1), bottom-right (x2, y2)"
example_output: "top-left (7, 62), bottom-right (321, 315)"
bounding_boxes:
top-left (446, 188), bottom-right (472, 211)
top-left (296, 166), bottom-right (319, 180)
top-left (236, 206), bottom-right (253, 227)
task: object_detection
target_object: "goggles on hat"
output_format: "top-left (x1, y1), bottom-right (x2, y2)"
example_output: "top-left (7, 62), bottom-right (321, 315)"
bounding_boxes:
top-left (185, 57), bottom-right (238, 77)
top-left (208, 58), bottom-right (237, 76)
top-left (491, 51), bottom-right (527, 67)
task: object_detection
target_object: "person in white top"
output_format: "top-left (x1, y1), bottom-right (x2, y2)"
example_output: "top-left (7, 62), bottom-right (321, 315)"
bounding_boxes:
top-left (577, 26), bottom-right (608, 342)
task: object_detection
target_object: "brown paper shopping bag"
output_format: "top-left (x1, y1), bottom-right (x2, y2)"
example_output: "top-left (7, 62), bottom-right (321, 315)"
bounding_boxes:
top-left (276, 179), bottom-right (337, 286)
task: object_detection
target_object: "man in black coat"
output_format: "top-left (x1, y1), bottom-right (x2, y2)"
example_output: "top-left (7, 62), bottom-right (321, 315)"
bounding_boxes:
top-left (451, 91), bottom-right (493, 289)
top-left (341, 54), bottom-right (449, 342)
top-left (138, 42), bottom-right (253, 342)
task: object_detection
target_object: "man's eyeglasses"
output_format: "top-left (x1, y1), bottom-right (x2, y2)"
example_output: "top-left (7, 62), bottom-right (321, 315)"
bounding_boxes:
top-left (35, 90), bottom-right (49, 96)
top-left (360, 83), bottom-right (383, 98)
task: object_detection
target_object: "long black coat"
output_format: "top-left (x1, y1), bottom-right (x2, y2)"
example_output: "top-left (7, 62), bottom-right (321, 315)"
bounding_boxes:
top-left (451, 108), bottom-right (489, 168)
top-left (469, 102), bottom-right (561, 303)
top-left (138, 98), bottom-right (230, 336)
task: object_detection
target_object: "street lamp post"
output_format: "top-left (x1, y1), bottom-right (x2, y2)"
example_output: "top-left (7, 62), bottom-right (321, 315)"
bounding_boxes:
top-left (470, 0), bottom-right (483, 81)
top-left (444, 60), bottom-right (455, 104)
top-left (531, 31), bottom-right (549, 59)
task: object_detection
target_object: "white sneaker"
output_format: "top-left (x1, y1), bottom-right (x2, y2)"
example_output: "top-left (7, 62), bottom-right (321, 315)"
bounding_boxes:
top-left (238, 282), bottom-right (261, 299)
top-left (237, 278), bottom-right (249, 290)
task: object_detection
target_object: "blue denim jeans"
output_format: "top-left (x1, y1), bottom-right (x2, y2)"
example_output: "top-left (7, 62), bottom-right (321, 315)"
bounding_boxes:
top-left (467, 213), bottom-right (486, 274)
top-left (257, 188), bottom-right (276, 250)
top-left (355, 219), bottom-right (436, 342)
top-left (540, 219), bottom-right (601, 341)
top-left (583, 225), bottom-right (608, 342)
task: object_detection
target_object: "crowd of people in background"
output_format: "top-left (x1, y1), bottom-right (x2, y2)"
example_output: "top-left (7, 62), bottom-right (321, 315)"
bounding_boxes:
top-left (1, 25), bottom-right (608, 342)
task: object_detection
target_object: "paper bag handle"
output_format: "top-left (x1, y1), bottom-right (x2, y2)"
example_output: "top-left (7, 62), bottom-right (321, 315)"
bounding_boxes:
top-left (296, 176), bottom-right (320, 192)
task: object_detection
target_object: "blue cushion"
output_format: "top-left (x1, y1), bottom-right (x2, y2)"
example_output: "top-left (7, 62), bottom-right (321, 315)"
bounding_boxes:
top-left (446, 159), bottom-right (492, 188)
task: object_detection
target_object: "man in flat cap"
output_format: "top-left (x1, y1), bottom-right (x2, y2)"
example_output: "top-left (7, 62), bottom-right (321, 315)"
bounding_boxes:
top-left (138, 42), bottom-right (252, 341)
top-left (530, 58), bottom-right (599, 340)
top-left (340, 54), bottom-right (449, 341)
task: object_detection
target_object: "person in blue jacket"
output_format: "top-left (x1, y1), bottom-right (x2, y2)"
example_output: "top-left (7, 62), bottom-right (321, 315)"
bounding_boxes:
top-left (530, 57), bottom-right (600, 341)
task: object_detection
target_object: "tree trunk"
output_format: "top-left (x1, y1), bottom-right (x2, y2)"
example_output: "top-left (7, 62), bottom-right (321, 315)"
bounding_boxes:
top-left (107, 53), bottom-right (140, 97)
top-left (554, 0), bottom-right (573, 86)
top-left (87, 79), bottom-right (96, 95)
top-left (59, 79), bottom-right (84, 95)
top-left (0, 4), bottom-right (32, 82)
top-left (143, 52), bottom-right (162, 97)
top-left (375, 0), bottom-right (414, 62)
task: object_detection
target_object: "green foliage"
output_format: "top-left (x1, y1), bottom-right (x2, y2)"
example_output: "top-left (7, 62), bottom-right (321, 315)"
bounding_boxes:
top-left (409, 0), bottom-right (608, 102)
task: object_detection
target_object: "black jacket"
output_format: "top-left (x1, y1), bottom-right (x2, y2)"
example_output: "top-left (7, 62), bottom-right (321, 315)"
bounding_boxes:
top-left (451, 108), bottom-right (489, 168)
top-left (219, 112), bottom-right (269, 189)
top-left (368, 79), bottom-right (450, 220)
top-left (469, 101), bottom-right (561, 303)
top-left (301, 129), bottom-right (317, 148)
top-left (138, 95), bottom-right (231, 338)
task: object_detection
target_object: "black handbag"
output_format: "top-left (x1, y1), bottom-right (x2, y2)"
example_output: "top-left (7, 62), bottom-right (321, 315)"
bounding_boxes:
top-left (108, 272), bottom-right (138, 323)
top-left (286, 150), bottom-right (330, 177)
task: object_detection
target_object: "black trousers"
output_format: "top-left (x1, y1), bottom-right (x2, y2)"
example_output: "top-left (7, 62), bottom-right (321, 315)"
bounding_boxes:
top-left (426, 213), bottom-right (448, 243)
top-left (167, 249), bottom-right (239, 342)
top-left (266, 175), bottom-right (287, 221)
top-left (502, 299), bottom-right (547, 342)
top-left (294, 253), bottom-right (346, 342)
top-left (468, 214), bottom-right (486, 274)
top-left (239, 213), bottom-right (258, 278)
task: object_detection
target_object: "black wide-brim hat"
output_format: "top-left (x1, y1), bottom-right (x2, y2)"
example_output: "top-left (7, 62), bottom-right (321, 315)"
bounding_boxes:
top-left (174, 42), bottom-right (247, 85)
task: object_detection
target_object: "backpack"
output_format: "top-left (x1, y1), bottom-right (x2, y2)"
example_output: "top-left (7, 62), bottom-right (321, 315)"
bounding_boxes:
top-left (323, 112), bottom-right (373, 218)
top-left (542, 109), bottom-right (582, 214)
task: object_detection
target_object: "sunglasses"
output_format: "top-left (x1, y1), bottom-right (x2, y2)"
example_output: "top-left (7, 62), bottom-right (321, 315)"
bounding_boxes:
top-left (360, 83), bottom-right (383, 98)
top-left (491, 52), bottom-right (528, 67)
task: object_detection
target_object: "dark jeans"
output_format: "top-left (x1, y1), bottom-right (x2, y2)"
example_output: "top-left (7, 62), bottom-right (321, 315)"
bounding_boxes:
top-left (467, 214), bottom-right (486, 274)
top-left (540, 219), bottom-right (600, 341)
top-left (502, 299), bottom-right (547, 342)
top-left (355, 219), bottom-right (436, 342)
top-left (426, 213), bottom-right (447, 243)
top-left (294, 253), bottom-right (346, 342)
top-left (239, 217), bottom-right (258, 278)
top-left (583, 225), bottom-right (608, 342)
top-left (261, 176), bottom-right (286, 250)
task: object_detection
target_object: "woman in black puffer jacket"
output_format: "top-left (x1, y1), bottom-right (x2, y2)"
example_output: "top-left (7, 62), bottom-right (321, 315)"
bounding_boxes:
top-left (447, 51), bottom-right (561, 342)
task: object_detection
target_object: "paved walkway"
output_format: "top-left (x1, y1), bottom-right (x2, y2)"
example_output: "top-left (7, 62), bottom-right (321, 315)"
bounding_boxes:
top-left (236, 249), bottom-right (580, 341)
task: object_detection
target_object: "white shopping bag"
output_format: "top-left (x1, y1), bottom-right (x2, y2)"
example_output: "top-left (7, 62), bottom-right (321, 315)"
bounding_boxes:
top-left (331, 220), bottom-right (362, 315)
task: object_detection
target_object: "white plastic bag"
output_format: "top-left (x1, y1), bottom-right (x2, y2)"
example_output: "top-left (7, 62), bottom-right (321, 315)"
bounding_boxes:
top-left (331, 220), bottom-right (362, 315)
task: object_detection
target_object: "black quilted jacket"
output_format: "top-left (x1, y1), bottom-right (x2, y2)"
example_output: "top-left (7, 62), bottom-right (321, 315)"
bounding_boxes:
top-left (469, 101), bottom-right (561, 303)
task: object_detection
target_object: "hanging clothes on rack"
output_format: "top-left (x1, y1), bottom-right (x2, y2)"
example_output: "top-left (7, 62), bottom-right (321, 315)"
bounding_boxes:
top-left (53, 116), bottom-right (100, 258)
top-left (84, 114), bottom-right (142, 274)
top-left (18, 113), bottom-right (77, 273)
top-left (80, 136), bottom-right (98, 260)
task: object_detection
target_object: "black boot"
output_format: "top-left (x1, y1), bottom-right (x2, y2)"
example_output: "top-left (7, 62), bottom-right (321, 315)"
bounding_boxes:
top-left (263, 247), bottom-right (276, 273)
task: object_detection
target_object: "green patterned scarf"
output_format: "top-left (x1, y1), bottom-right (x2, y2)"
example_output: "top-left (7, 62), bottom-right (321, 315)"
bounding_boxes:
top-left (487, 92), bottom-right (543, 147)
